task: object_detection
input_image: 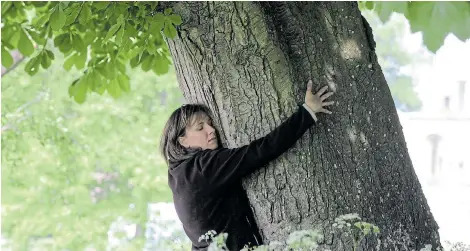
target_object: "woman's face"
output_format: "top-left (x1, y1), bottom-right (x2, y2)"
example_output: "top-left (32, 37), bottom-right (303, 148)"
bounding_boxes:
top-left (178, 113), bottom-right (218, 150)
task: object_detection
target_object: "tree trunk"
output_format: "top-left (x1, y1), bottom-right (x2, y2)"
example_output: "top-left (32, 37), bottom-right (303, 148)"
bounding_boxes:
top-left (166, 2), bottom-right (442, 250)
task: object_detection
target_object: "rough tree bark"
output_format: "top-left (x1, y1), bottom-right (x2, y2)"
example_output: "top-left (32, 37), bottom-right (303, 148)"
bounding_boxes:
top-left (165, 2), bottom-right (441, 250)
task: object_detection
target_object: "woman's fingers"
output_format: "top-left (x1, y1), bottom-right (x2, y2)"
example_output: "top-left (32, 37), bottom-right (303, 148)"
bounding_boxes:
top-left (321, 108), bottom-right (332, 114)
top-left (322, 101), bottom-right (334, 106)
top-left (320, 92), bottom-right (334, 101)
top-left (316, 85), bottom-right (328, 96)
top-left (307, 80), bottom-right (313, 92)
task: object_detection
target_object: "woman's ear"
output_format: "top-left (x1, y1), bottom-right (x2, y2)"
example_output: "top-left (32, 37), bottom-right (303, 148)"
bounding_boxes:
top-left (178, 136), bottom-right (188, 148)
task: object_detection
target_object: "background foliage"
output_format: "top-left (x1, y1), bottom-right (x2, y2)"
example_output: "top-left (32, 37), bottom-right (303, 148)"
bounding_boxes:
top-left (361, 10), bottom-right (431, 111)
top-left (1, 1), bottom-right (178, 104)
top-left (359, 1), bottom-right (470, 53)
top-left (1, 50), bottom-right (183, 250)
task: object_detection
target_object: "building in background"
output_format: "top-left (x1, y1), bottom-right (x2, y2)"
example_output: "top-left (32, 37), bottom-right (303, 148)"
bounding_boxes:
top-left (398, 35), bottom-right (470, 184)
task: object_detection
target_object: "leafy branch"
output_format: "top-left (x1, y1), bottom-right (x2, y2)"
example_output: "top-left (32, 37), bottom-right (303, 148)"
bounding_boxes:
top-left (1, 1), bottom-right (181, 104)
top-left (359, 1), bottom-right (470, 52)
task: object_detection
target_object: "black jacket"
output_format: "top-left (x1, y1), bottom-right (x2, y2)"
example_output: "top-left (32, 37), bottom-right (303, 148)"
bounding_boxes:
top-left (168, 105), bottom-right (315, 250)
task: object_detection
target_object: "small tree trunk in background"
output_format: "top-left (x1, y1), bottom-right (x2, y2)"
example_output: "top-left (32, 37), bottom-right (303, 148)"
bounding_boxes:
top-left (166, 2), bottom-right (442, 250)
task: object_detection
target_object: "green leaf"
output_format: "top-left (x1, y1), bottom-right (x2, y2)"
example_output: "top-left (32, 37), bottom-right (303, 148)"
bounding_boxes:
top-left (153, 12), bottom-right (166, 23)
top-left (1, 40), bottom-right (14, 50)
top-left (72, 34), bottom-right (86, 52)
top-left (87, 70), bottom-right (102, 92)
top-left (1, 1), bottom-right (12, 15)
top-left (34, 13), bottom-right (51, 28)
top-left (96, 63), bottom-right (110, 79)
top-left (149, 19), bottom-right (165, 35)
top-left (115, 60), bottom-right (126, 74)
top-left (117, 73), bottom-right (130, 92)
top-left (46, 24), bottom-right (53, 38)
top-left (149, 1), bottom-right (159, 10)
top-left (10, 28), bottom-right (21, 49)
top-left (141, 54), bottom-right (154, 72)
top-left (54, 33), bottom-right (73, 53)
top-left (40, 51), bottom-right (52, 69)
top-left (120, 37), bottom-right (133, 54)
top-left (365, 1), bottom-right (374, 10)
top-left (124, 23), bottom-right (138, 38)
top-left (164, 7), bottom-right (172, 15)
top-left (105, 24), bottom-right (121, 41)
top-left (50, 5), bottom-right (66, 31)
top-left (163, 23), bottom-right (177, 39)
top-left (74, 23), bottom-right (87, 33)
top-left (65, 4), bottom-right (81, 26)
top-left (114, 5), bottom-right (128, 17)
top-left (75, 52), bottom-right (87, 69)
top-left (1, 27), bottom-right (15, 47)
top-left (31, 1), bottom-right (48, 8)
top-left (451, 7), bottom-right (470, 41)
top-left (1, 47), bottom-right (13, 68)
top-left (104, 3), bottom-right (116, 19)
top-left (95, 84), bottom-right (106, 95)
top-left (147, 41), bottom-right (158, 55)
top-left (83, 29), bottom-right (97, 44)
top-left (53, 33), bottom-right (68, 47)
top-left (59, 40), bottom-right (73, 54)
top-left (68, 78), bottom-right (79, 97)
top-left (361, 223), bottom-right (371, 236)
top-left (374, 2), bottom-right (409, 23)
top-left (422, 29), bottom-right (447, 54)
top-left (107, 79), bottom-right (121, 98)
top-left (167, 14), bottom-right (182, 25)
top-left (79, 4), bottom-right (92, 26)
top-left (59, 37), bottom-right (73, 54)
top-left (25, 28), bottom-right (46, 45)
top-left (128, 47), bottom-right (143, 60)
top-left (24, 55), bottom-right (41, 76)
top-left (117, 14), bottom-right (125, 26)
top-left (129, 55), bottom-right (140, 68)
top-left (92, 1), bottom-right (109, 11)
top-left (73, 77), bottom-right (89, 104)
top-left (152, 53), bottom-right (170, 75)
top-left (115, 25), bottom-right (125, 45)
top-left (96, 60), bottom-right (116, 80)
top-left (18, 29), bottom-right (35, 56)
top-left (63, 53), bottom-right (76, 71)
top-left (105, 60), bottom-right (116, 79)
top-left (45, 49), bottom-right (55, 60)
top-left (406, 2), bottom-right (468, 52)
top-left (59, 2), bottom-right (69, 9)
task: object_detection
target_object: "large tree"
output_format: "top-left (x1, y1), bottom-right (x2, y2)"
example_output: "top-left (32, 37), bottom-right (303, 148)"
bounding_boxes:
top-left (3, 1), bottom-right (470, 250)
top-left (165, 2), bottom-right (440, 250)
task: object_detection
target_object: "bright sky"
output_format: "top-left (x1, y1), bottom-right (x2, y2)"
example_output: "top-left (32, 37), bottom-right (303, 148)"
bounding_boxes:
top-left (415, 35), bottom-right (470, 90)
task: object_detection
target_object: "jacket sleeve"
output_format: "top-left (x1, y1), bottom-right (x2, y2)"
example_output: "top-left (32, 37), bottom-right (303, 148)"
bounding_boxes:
top-left (193, 105), bottom-right (316, 193)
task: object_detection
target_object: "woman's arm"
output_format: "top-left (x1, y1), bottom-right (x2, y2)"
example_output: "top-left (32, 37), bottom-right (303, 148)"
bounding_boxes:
top-left (194, 105), bottom-right (314, 191)
top-left (193, 81), bottom-right (334, 193)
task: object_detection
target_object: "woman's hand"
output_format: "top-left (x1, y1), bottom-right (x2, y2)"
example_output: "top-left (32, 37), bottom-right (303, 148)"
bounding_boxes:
top-left (305, 80), bottom-right (334, 114)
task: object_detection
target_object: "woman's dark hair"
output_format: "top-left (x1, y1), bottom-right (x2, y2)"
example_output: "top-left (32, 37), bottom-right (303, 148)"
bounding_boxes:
top-left (160, 103), bottom-right (218, 166)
